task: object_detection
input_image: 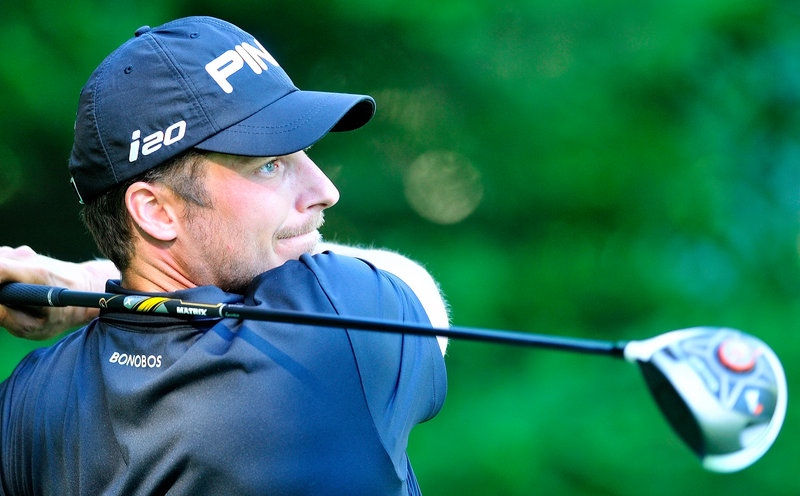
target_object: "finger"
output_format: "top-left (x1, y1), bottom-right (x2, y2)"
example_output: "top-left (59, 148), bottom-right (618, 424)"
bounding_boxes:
top-left (0, 246), bottom-right (36, 258)
top-left (0, 257), bottom-right (48, 285)
top-left (0, 304), bottom-right (24, 337)
top-left (0, 304), bottom-right (52, 340)
top-left (12, 246), bottom-right (36, 257)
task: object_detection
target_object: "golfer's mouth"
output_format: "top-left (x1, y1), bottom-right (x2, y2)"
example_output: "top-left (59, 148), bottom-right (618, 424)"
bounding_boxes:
top-left (276, 215), bottom-right (325, 252)
top-left (277, 228), bottom-right (319, 241)
top-left (275, 227), bottom-right (322, 255)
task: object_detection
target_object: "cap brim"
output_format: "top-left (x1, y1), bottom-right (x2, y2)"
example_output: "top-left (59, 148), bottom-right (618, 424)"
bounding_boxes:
top-left (194, 89), bottom-right (375, 157)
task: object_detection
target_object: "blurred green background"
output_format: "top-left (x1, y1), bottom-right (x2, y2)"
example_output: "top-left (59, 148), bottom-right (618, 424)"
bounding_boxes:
top-left (1, 0), bottom-right (798, 494)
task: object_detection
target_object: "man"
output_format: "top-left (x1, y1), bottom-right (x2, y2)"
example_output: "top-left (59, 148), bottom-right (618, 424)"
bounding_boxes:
top-left (0, 16), bottom-right (448, 495)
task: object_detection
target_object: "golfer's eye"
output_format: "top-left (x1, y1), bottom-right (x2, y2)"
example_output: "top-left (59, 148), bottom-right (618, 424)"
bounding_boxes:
top-left (258, 159), bottom-right (280, 176)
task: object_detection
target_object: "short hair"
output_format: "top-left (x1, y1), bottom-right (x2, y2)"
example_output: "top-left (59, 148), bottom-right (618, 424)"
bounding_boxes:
top-left (81, 149), bottom-right (210, 272)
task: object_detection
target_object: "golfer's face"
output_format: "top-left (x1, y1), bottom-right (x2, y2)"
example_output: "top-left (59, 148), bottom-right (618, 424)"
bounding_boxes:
top-left (185, 150), bottom-right (339, 290)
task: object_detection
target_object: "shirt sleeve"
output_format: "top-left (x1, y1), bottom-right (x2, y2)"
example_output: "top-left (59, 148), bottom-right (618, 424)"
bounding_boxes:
top-left (299, 253), bottom-right (447, 474)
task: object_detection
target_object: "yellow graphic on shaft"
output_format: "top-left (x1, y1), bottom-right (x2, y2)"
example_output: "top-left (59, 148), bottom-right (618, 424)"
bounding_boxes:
top-left (134, 297), bottom-right (169, 312)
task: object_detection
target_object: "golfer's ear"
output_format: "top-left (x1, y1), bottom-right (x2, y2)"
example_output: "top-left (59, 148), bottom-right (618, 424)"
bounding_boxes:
top-left (125, 182), bottom-right (180, 242)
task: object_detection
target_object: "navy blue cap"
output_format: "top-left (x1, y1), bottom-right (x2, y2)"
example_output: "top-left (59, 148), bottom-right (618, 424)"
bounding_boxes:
top-left (69, 16), bottom-right (375, 204)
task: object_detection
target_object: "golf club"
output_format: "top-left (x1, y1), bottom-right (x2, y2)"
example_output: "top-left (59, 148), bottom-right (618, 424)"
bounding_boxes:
top-left (0, 281), bottom-right (787, 472)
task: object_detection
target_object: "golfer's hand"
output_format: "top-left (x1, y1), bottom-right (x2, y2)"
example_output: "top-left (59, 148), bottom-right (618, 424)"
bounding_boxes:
top-left (0, 246), bottom-right (118, 340)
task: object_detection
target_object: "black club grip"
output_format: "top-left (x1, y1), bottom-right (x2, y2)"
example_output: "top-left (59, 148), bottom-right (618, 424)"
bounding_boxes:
top-left (0, 283), bottom-right (66, 307)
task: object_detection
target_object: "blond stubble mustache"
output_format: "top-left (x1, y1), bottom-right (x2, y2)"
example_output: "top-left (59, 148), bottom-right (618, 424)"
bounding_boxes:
top-left (275, 213), bottom-right (325, 240)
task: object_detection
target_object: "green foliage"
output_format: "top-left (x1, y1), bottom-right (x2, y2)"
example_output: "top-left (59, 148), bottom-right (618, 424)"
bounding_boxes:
top-left (1, 1), bottom-right (799, 494)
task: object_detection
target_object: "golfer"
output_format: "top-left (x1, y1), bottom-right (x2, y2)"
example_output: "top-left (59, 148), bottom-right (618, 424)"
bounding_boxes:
top-left (0, 16), bottom-right (448, 496)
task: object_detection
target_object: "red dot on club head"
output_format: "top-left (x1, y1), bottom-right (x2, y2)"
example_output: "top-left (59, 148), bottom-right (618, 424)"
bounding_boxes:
top-left (717, 338), bottom-right (758, 373)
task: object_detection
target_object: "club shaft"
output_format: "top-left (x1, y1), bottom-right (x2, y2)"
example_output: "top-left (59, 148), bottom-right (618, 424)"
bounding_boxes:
top-left (0, 282), bottom-right (626, 357)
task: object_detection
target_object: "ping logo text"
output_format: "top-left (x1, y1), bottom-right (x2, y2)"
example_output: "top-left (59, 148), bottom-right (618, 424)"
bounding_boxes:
top-left (205, 38), bottom-right (280, 94)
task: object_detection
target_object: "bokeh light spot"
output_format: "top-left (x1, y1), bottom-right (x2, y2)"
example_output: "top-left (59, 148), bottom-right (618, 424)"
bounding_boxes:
top-left (403, 150), bottom-right (483, 224)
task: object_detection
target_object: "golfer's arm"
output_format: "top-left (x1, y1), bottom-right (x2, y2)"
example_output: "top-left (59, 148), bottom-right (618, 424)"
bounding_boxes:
top-left (317, 242), bottom-right (450, 355)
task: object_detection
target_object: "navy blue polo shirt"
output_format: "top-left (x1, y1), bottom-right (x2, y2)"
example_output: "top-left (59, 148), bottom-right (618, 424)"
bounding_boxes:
top-left (0, 253), bottom-right (447, 495)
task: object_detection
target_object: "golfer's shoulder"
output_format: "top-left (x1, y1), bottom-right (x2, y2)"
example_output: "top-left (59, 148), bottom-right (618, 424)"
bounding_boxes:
top-left (298, 251), bottom-right (409, 294)
top-left (305, 247), bottom-right (449, 329)
top-left (304, 248), bottom-right (429, 292)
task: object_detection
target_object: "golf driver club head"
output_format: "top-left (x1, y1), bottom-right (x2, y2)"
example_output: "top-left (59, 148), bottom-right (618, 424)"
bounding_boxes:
top-left (623, 327), bottom-right (787, 472)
